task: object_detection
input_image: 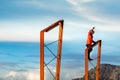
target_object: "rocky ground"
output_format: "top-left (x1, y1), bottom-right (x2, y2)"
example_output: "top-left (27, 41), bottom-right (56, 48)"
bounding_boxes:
top-left (73, 64), bottom-right (120, 80)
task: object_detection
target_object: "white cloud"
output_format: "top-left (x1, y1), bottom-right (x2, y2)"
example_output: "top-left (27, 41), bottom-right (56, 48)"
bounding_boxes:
top-left (82, 0), bottom-right (95, 3)
top-left (5, 71), bottom-right (17, 78)
top-left (0, 19), bottom-right (74, 42)
top-left (0, 69), bottom-right (40, 80)
top-left (13, 0), bottom-right (68, 12)
top-left (66, 0), bottom-right (102, 22)
top-left (26, 70), bottom-right (39, 80)
top-left (43, 65), bottom-right (84, 80)
top-left (13, 0), bottom-right (45, 8)
top-left (0, 19), bottom-right (43, 42)
top-left (66, 0), bottom-right (95, 5)
top-left (60, 67), bottom-right (84, 80)
top-left (66, 0), bottom-right (120, 32)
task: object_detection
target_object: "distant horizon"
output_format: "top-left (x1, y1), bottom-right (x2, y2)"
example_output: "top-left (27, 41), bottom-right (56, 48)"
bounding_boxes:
top-left (0, 0), bottom-right (120, 80)
top-left (0, 41), bottom-right (120, 79)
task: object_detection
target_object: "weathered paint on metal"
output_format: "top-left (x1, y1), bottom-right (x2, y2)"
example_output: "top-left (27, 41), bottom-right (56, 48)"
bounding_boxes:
top-left (85, 40), bottom-right (102, 80)
top-left (40, 20), bottom-right (64, 80)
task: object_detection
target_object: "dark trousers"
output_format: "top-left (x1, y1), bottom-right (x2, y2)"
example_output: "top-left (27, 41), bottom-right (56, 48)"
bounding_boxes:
top-left (86, 44), bottom-right (93, 60)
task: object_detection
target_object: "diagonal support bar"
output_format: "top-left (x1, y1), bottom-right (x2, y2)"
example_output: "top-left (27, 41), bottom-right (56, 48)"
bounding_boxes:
top-left (84, 40), bottom-right (102, 80)
top-left (40, 20), bottom-right (64, 80)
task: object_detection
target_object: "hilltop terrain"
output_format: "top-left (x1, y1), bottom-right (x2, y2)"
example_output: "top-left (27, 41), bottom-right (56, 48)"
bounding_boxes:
top-left (73, 64), bottom-right (120, 80)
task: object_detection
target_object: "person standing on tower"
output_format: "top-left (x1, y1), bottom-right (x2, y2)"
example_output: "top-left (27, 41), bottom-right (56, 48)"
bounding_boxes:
top-left (86, 27), bottom-right (96, 61)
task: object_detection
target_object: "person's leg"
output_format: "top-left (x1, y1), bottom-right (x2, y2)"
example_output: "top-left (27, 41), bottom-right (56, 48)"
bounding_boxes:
top-left (88, 48), bottom-right (93, 60)
top-left (86, 44), bottom-right (93, 60)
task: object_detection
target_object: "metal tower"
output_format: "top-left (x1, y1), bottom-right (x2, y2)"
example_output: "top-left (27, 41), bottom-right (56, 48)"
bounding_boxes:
top-left (85, 40), bottom-right (102, 80)
top-left (40, 20), bottom-right (64, 80)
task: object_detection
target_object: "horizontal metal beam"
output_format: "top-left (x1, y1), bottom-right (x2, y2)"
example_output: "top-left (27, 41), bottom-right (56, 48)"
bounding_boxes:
top-left (91, 40), bottom-right (101, 48)
top-left (42, 20), bottom-right (63, 32)
top-left (40, 20), bottom-right (64, 80)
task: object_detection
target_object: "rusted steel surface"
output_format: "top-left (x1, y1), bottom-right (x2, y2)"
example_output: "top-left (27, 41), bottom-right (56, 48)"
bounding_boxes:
top-left (85, 40), bottom-right (102, 80)
top-left (55, 21), bottom-right (63, 80)
top-left (42, 20), bottom-right (63, 32)
top-left (96, 40), bottom-right (101, 80)
top-left (91, 40), bottom-right (101, 48)
top-left (40, 31), bottom-right (44, 80)
top-left (40, 20), bottom-right (64, 80)
top-left (85, 48), bottom-right (89, 80)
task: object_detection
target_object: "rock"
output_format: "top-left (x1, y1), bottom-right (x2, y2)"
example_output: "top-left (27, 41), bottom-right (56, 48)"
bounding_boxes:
top-left (73, 64), bottom-right (120, 80)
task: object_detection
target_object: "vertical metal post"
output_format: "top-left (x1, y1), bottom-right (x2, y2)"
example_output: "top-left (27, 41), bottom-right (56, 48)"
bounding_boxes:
top-left (40, 20), bottom-right (64, 80)
top-left (84, 40), bottom-right (101, 80)
top-left (40, 31), bottom-right (44, 80)
top-left (85, 48), bottom-right (89, 80)
top-left (96, 40), bottom-right (101, 80)
top-left (56, 21), bottom-right (63, 80)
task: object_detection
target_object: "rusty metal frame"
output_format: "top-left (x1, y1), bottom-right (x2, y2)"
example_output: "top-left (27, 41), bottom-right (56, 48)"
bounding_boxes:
top-left (40, 20), bottom-right (64, 80)
top-left (85, 40), bottom-right (102, 80)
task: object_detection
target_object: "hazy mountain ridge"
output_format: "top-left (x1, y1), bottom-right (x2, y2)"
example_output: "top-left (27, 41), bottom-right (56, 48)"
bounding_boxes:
top-left (73, 64), bottom-right (120, 80)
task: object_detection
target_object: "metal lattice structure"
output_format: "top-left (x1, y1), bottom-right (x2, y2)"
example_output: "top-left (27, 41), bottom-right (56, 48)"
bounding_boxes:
top-left (85, 40), bottom-right (102, 80)
top-left (40, 20), bottom-right (64, 80)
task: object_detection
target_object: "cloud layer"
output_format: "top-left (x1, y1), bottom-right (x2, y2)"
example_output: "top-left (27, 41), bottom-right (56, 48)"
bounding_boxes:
top-left (66, 0), bottom-right (120, 32)
top-left (0, 69), bottom-right (39, 80)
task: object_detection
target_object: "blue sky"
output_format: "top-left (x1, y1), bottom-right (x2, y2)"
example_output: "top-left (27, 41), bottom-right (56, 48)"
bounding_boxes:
top-left (0, 0), bottom-right (120, 80)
